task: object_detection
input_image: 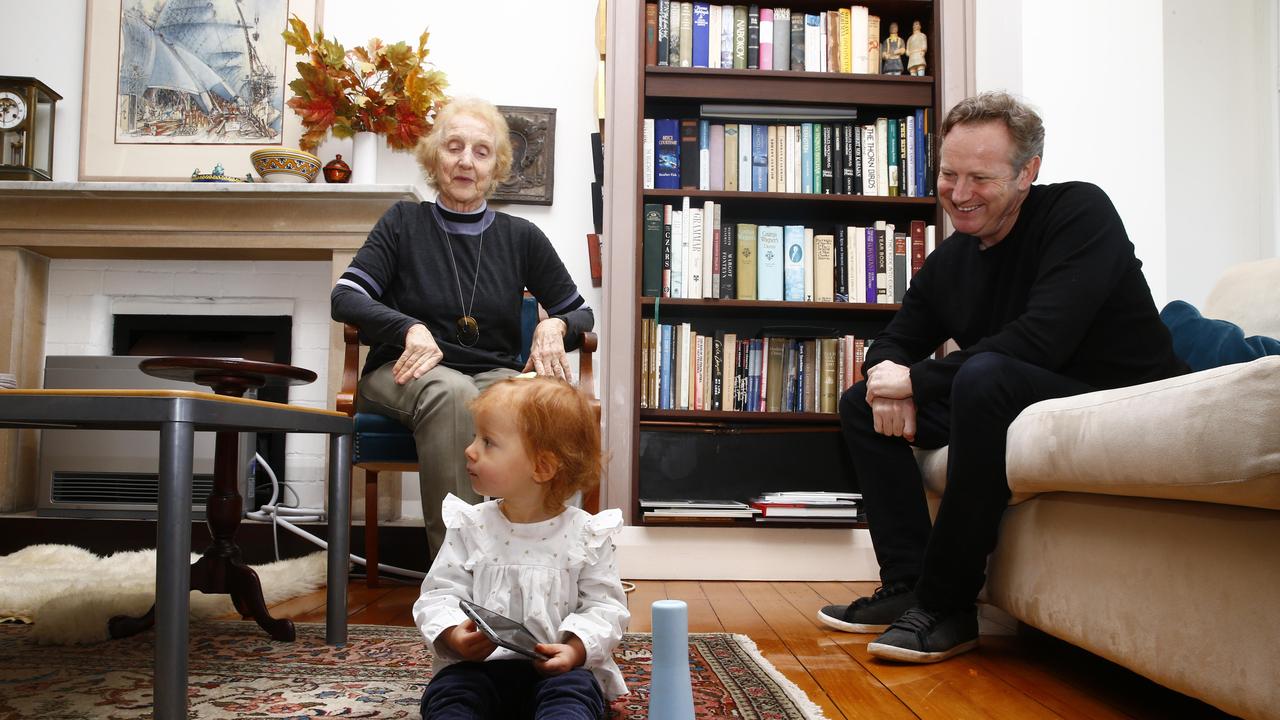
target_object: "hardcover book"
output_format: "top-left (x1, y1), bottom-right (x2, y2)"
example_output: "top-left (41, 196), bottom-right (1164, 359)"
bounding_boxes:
top-left (654, 118), bottom-right (680, 189)
top-left (783, 224), bottom-right (806, 302)
top-left (756, 224), bottom-right (784, 301)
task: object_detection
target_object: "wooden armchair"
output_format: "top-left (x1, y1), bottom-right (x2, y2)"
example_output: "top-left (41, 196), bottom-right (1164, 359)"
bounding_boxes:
top-left (336, 296), bottom-right (599, 586)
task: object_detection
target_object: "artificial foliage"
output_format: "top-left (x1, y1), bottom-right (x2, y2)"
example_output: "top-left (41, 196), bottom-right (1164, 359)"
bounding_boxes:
top-left (282, 16), bottom-right (449, 152)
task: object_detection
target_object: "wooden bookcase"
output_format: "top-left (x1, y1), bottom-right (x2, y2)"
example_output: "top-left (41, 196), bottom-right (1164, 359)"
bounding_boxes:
top-left (628, 0), bottom-right (944, 527)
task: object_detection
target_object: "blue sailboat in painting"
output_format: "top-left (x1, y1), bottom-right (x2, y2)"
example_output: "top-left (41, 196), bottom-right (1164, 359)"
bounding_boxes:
top-left (116, 0), bottom-right (286, 144)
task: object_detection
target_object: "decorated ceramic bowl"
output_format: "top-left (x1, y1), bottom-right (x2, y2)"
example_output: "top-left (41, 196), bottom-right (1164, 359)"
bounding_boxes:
top-left (249, 148), bottom-right (322, 183)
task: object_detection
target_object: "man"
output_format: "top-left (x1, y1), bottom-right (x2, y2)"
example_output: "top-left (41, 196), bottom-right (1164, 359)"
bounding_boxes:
top-left (818, 92), bottom-right (1187, 663)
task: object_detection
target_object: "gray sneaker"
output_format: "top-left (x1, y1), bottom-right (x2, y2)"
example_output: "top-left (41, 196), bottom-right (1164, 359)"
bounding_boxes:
top-left (867, 606), bottom-right (979, 663)
top-left (817, 583), bottom-right (916, 633)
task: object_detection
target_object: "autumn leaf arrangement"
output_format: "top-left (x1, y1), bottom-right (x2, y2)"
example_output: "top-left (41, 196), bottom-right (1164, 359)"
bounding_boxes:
top-left (282, 16), bottom-right (449, 153)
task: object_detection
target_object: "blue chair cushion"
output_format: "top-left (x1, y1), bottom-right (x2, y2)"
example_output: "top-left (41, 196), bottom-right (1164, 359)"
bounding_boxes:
top-left (1160, 300), bottom-right (1280, 373)
top-left (352, 412), bottom-right (417, 465)
top-left (352, 297), bottom-right (540, 466)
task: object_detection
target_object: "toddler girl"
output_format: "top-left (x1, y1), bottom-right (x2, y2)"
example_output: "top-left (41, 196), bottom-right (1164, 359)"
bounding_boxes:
top-left (413, 376), bottom-right (629, 719)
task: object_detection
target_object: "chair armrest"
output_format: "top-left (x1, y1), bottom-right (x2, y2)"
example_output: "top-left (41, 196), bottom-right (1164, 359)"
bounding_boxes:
top-left (1006, 356), bottom-right (1280, 510)
top-left (337, 323), bottom-right (360, 417)
top-left (577, 331), bottom-right (597, 393)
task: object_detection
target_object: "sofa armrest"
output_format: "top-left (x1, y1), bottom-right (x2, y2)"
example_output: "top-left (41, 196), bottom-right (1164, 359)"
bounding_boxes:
top-left (1005, 356), bottom-right (1280, 511)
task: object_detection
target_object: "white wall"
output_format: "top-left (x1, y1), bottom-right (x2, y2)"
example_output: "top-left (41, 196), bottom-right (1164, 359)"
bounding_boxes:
top-left (1163, 0), bottom-right (1279, 306)
top-left (975, 0), bottom-right (1278, 308)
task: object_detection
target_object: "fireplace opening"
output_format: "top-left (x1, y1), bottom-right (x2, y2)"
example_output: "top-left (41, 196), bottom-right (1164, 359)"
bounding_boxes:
top-left (113, 314), bottom-right (294, 505)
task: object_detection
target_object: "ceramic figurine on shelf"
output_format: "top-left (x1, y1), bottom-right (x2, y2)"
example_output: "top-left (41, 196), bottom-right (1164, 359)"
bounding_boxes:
top-left (881, 22), bottom-right (906, 75)
top-left (190, 162), bottom-right (250, 183)
top-left (907, 21), bottom-right (928, 76)
top-left (323, 154), bottom-right (352, 183)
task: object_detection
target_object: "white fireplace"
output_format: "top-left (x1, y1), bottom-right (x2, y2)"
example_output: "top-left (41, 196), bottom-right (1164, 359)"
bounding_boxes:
top-left (43, 258), bottom-right (334, 508)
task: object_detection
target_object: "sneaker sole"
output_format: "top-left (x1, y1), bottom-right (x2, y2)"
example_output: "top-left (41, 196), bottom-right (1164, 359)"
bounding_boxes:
top-left (866, 638), bottom-right (979, 664)
top-left (815, 609), bottom-right (889, 634)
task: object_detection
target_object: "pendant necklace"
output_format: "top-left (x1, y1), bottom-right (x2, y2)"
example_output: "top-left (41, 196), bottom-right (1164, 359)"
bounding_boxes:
top-left (436, 208), bottom-right (485, 347)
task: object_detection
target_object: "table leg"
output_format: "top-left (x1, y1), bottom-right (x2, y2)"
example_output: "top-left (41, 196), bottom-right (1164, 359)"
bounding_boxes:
top-left (327, 432), bottom-right (352, 646)
top-left (155, 420), bottom-right (195, 720)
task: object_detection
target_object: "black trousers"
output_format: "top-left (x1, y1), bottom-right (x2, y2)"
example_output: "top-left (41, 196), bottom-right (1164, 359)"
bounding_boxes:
top-left (421, 659), bottom-right (605, 720)
top-left (839, 352), bottom-right (1095, 611)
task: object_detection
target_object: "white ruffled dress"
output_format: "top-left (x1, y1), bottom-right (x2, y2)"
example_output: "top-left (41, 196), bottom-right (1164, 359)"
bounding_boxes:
top-left (412, 493), bottom-right (631, 699)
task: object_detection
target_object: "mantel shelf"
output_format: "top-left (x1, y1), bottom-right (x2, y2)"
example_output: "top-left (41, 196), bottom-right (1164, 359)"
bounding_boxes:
top-left (0, 181), bottom-right (423, 260)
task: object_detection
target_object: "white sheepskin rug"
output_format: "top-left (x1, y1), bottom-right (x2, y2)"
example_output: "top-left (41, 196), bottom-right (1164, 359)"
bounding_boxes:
top-left (0, 544), bottom-right (328, 645)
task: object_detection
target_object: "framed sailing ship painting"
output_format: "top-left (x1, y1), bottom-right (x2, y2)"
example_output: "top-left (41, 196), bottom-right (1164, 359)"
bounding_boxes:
top-left (79, 0), bottom-right (316, 181)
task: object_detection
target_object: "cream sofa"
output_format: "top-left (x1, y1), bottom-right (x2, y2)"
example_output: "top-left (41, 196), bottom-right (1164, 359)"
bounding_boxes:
top-left (915, 258), bottom-right (1280, 720)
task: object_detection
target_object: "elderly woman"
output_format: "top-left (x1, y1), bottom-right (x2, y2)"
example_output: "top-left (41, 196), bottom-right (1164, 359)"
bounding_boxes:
top-left (331, 97), bottom-right (593, 556)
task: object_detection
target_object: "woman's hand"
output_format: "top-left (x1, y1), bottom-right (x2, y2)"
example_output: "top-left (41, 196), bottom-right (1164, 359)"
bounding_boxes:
top-left (523, 318), bottom-right (571, 380)
top-left (533, 635), bottom-right (587, 676)
top-left (394, 324), bottom-right (443, 385)
top-left (442, 619), bottom-right (497, 661)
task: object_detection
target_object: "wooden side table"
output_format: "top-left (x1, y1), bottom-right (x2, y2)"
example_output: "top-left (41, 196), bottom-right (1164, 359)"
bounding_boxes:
top-left (110, 358), bottom-right (320, 643)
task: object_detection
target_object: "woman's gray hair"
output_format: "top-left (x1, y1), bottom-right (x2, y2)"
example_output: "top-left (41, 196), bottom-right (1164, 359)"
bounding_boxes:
top-left (941, 91), bottom-right (1044, 172)
top-left (414, 97), bottom-right (514, 196)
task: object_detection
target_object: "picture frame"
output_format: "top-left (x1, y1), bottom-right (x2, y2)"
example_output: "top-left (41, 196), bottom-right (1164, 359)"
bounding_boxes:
top-left (78, 0), bottom-right (318, 182)
top-left (494, 105), bottom-right (556, 205)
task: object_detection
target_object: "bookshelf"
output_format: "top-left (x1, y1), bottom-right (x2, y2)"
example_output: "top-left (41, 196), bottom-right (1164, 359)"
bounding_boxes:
top-left (627, 0), bottom-right (944, 528)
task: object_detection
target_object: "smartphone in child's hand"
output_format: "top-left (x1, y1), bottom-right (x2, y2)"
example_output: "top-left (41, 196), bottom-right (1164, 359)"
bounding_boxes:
top-left (458, 599), bottom-right (551, 660)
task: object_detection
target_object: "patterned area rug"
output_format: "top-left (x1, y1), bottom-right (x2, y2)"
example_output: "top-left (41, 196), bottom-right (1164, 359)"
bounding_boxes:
top-left (0, 621), bottom-right (828, 719)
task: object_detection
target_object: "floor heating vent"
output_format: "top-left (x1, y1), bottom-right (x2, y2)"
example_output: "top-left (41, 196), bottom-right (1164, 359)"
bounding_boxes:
top-left (45, 471), bottom-right (216, 519)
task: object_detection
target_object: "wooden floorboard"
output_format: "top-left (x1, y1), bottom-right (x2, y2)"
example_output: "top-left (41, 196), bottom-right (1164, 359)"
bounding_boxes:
top-left (267, 579), bottom-right (1238, 719)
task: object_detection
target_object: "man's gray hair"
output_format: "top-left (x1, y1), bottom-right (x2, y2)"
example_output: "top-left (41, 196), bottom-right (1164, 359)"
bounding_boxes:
top-left (941, 91), bottom-right (1045, 172)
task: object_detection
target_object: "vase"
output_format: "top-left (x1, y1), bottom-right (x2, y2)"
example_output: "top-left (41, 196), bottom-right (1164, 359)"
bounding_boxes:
top-left (351, 132), bottom-right (378, 184)
top-left (648, 600), bottom-right (695, 720)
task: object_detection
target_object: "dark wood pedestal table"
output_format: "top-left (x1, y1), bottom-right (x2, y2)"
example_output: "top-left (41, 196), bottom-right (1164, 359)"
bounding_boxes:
top-left (109, 357), bottom-right (323, 643)
top-left (0, 379), bottom-right (352, 719)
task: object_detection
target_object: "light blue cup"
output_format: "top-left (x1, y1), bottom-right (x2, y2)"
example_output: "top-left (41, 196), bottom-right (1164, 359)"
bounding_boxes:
top-left (648, 599), bottom-right (695, 720)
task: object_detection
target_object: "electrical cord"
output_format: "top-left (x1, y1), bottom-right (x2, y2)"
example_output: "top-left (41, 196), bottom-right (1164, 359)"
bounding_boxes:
top-left (243, 452), bottom-right (426, 580)
top-left (242, 453), bottom-right (634, 591)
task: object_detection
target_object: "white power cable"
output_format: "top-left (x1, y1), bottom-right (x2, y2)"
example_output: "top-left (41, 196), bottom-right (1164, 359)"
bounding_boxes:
top-left (243, 452), bottom-right (426, 581)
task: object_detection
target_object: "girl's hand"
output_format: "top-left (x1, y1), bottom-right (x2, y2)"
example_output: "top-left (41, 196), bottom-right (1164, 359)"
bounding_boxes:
top-left (533, 638), bottom-right (587, 676)
top-left (443, 619), bottom-right (496, 661)
top-left (522, 318), bottom-right (571, 380)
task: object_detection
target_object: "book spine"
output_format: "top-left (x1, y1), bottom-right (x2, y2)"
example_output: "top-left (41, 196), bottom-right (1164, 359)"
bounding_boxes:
top-left (709, 123), bottom-right (724, 191)
top-left (720, 222), bottom-right (736, 299)
top-left (803, 13), bottom-right (820, 72)
top-left (733, 5), bottom-right (748, 69)
top-left (668, 1), bottom-right (681, 66)
top-left (751, 125), bottom-right (768, 192)
top-left (680, 119), bottom-right (700, 189)
top-left (657, 0), bottom-right (671, 66)
top-left (756, 225), bottom-right (784, 301)
top-left (910, 220), bottom-right (926, 278)
top-left (789, 10), bottom-right (805, 71)
top-left (841, 123), bottom-right (855, 195)
top-left (747, 5), bottom-right (760, 69)
top-left (691, 2), bottom-right (710, 68)
top-left (679, 2), bottom-right (694, 67)
top-left (736, 223), bottom-right (757, 300)
top-left (814, 233), bottom-right (835, 303)
top-left (838, 8), bottom-right (852, 72)
top-left (706, 2), bottom-right (720, 69)
top-left (645, 3), bottom-right (659, 66)
top-left (723, 123), bottom-right (738, 191)
top-left (698, 119), bottom-right (711, 191)
top-left (834, 225), bottom-right (847, 301)
top-left (662, 205), bottom-right (673, 296)
top-left (820, 125), bottom-right (834, 193)
top-left (773, 8), bottom-right (790, 72)
top-left (738, 123), bottom-right (752, 191)
top-left (832, 120), bottom-right (844, 194)
top-left (643, 203), bottom-right (663, 297)
top-left (800, 123), bottom-right (813, 194)
top-left (783, 224), bottom-right (805, 302)
top-left (893, 231), bottom-right (908, 303)
top-left (886, 117), bottom-right (900, 196)
top-left (759, 8), bottom-right (773, 70)
top-left (643, 118), bottom-right (655, 190)
top-left (864, 227), bottom-right (877, 303)
top-left (720, 5), bottom-right (735, 69)
top-left (711, 330), bottom-right (724, 410)
top-left (655, 119), bottom-right (680, 189)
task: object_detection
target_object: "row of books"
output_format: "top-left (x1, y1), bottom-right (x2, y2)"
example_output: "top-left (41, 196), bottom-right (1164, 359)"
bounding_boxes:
top-left (642, 200), bottom-right (937, 305)
top-left (643, 113), bottom-right (934, 198)
top-left (641, 491), bottom-right (862, 522)
top-left (645, 1), bottom-right (913, 77)
top-left (640, 320), bottom-right (872, 413)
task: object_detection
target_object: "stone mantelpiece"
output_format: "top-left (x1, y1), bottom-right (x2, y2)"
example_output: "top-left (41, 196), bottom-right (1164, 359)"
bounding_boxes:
top-left (0, 181), bottom-right (421, 513)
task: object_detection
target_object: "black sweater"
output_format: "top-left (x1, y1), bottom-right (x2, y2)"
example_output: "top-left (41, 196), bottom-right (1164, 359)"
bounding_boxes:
top-left (865, 182), bottom-right (1187, 407)
top-left (332, 201), bottom-right (593, 376)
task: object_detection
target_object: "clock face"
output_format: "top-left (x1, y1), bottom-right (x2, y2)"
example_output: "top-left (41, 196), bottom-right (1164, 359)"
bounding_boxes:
top-left (0, 91), bottom-right (28, 130)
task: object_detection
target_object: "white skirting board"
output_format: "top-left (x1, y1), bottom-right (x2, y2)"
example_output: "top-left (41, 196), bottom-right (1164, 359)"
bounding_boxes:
top-left (614, 526), bottom-right (879, 581)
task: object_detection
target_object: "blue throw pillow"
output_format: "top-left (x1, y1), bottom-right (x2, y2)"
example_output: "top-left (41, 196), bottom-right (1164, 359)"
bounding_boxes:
top-left (1160, 300), bottom-right (1280, 372)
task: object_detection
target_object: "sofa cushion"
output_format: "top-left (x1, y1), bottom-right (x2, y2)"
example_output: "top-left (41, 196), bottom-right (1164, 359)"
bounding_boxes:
top-left (1005, 356), bottom-right (1280, 510)
top-left (1201, 257), bottom-right (1280, 338)
top-left (1160, 300), bottom-right (1280, 372)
